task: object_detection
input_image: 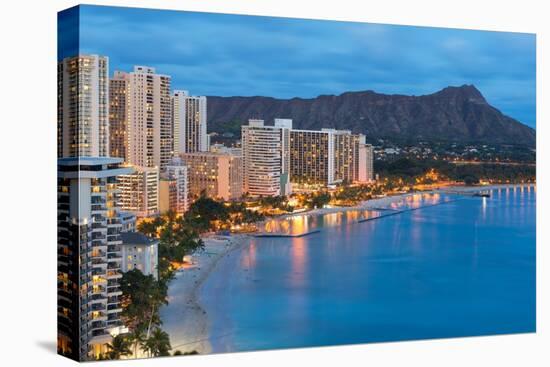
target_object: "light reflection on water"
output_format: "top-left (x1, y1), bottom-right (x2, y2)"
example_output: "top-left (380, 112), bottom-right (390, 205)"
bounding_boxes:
top-left (199, 186), bottom-right (535, 353)
top-left (260, 192), bottom-right (452, 235)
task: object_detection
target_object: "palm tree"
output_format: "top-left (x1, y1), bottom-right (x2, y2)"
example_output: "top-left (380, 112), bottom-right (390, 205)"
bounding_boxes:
top-left (143, 328), bottom-right (171, 357)
top-left (128, 325), bottom-right (147, 358)
top-left (105, 335), bottom-right (132, 360)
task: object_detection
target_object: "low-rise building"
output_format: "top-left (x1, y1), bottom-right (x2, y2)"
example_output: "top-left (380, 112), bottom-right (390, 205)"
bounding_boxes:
top-left (120, 232), bottom-right (159, 279)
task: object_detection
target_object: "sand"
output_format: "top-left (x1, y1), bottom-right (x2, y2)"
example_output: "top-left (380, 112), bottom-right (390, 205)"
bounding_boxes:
top-left (159, 234), bottom-right (251, 355)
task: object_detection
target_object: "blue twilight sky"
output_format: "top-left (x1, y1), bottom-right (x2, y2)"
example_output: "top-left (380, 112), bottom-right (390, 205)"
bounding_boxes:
top-left (58, 5), bottom-right (536, 128)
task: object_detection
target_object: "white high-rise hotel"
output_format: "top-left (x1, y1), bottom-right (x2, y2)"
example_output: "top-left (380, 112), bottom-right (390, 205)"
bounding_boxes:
top-left (112, 66), bottom-right (172, 170)
top-left (242, 118), bottom-right (374, 196)
top-left (172, 90), bottom-right (208, 154)
top-left (58, 55), bottom-right (109, 158)
top-left (242, 119), bottom-right (292, 197)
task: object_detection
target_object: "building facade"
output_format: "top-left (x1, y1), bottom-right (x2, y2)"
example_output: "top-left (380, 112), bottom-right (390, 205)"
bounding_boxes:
top-left (120, 232), bottom-right (159, 279)
top-left (289, 129), bottom-right (335, 188)
top-left (116, 66), bottom-right (172, 170)
top-left (241, 119), bottom-right (292, 197)
top-left (180, 151), bottom-right (243, 200)
top-left (58, 157), bottom-right (132, 361)
top-left (332, 130), bottom-right (364, 183)
top-left (117, 166), bottom-right (160, 218)
top-left (58, 55), bottom-right (109, 158)
top-left (109, 73), bottom-right (128, 160)
top-left (358, 143), bottom-right (374, 183)
top-left (159, 159), bottom-right (189, 214)
top-left (172, 90), bottom-right (208, 154)
top-left (117, 211), bottom-right (136, 233)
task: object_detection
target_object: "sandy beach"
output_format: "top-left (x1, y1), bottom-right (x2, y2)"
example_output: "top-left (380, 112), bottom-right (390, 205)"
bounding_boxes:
top-left (160, 183), bottom-right (534, 354)
top-left (159, 234), bottom-right (251, 354)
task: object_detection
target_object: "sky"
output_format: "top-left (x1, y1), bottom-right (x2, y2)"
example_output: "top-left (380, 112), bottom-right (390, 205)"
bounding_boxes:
top-left (58, 5), bottom-right (536, 128)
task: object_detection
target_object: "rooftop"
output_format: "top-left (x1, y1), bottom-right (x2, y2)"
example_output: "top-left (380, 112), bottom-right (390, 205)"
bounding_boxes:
top-left (120, 232), bottom-right (158, 246)
top-left (58, 156), bottom-right (124, 166)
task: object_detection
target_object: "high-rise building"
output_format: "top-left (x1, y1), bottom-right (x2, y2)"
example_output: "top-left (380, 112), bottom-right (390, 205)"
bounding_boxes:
top-left (241, 119), bottom-right (292, 197)
top-left (58, 157), bottom-right (132, 361)
top-left (116, 66), bottom-right (172, 170)
top-left (172, 90), bottom-right (207, 154)
top-left (159, 158), bottom-right (189, 215)
top-left (117, 166), bottom-right (160, 218)
top-left (281, 126), bottom-right (371, 189)
top-left (358, 143), bottom-right (375, 183)
top-left (180, 150), bottom-right (243, 201)
top-left (289, 129), bottom-right (335, 188)
top-left (332, 130), bottom-right (364, 183)
top-left (109, 73), bottom-right (128, 160)
top-left (58, 55), bottom-right (109, 158)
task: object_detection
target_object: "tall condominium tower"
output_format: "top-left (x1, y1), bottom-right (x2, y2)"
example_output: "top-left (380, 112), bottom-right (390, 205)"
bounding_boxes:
top-left (358, 143), bottom-right (375, 183)
top-left (109, 72), bottom-right (128, 160)
top-left (287, 127), bottom-right (371, 188)
top-left (160, 158), bottom-right (189, 215)
top-left (180, 150), bottom-right (243, 201)
top-left (58, 55), bottom-right (109, 158)
top-left (115, 66), bottom-right (172, 170)
top-left (117, 165), bottom-right (160, 218)
top-left (58, 157), bottom-right (132, 361)
top-left (332, 130), bottom-right (364, 183)
top-left (241, 119), bottom-right (292, 197)
top-left (289, 129), bottom-right (335, 188)
top-left (172, 90), bottom-right (208, 154)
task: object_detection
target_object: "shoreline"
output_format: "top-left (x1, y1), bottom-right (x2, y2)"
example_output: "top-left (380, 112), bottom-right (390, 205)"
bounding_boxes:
top-left (160, 234), bottom-right (252, 355)
top-left (161, 183), bottom-right (534, 354)
top-left (277, 183), bottom-right (534, 221)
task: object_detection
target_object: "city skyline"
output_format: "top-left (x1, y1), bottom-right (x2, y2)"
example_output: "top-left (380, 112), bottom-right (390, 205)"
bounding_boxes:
top-left (58, 5), bottom-right (536, 128)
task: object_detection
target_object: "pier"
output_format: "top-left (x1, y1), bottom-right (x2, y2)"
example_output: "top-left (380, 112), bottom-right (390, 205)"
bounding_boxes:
top-left (254, 229), bottom-right (321, 238)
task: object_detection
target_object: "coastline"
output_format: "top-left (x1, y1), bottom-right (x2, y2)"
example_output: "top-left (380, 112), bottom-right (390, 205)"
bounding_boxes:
top-left (161, 182), bottom-right (534, 354)
top-left (278, 183), bottom-right (534, 221)
top-left (160, 234), bottom-right (252, 354)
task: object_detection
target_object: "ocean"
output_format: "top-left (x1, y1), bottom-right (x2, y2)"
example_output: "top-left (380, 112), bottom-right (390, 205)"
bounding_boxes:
top-left (198, 186), bottom-right (536, 353)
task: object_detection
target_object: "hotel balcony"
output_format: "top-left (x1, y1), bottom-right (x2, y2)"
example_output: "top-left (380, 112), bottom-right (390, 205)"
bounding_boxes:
top-left (107, 304), bottom-right (123, 314)
top-left (107, 235), bottom-right (121, 242)
top-left (58, 289), bottom-right (72, 301)
top-left (107, 253), bottom-right (121, 260)
top-left (106, 318), bottom-right (123, 328)
top-left (91, 204), bottom-right (107, 212)
top-left (89, 323), bottom-right (107, 335)
top-left (91, 258), bottom-right (107, 267)
top-left (87, 294), bottom-right (106, 304)
top-left (107, 262), bottom-right (121, 270)
top-left (91, 233), bottom-right (106, 240)
top-left (91, 222), bottom-right (106, 230)
top-left (91, 240), bottom-right (107, 248)
top-left (106, 270), bottom-right (122, 279)
top-left (90, 250), bottom-right (107, 258)
top-left (107, 286), bottom-right (122, 296)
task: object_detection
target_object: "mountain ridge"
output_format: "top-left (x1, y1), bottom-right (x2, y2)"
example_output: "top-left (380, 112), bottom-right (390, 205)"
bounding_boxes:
top-left (205, 85), bottom-right (535, 146)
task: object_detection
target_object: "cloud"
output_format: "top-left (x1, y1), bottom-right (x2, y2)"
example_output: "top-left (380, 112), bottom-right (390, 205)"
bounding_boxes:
top-left (64, 5), bottom-right (536, 127)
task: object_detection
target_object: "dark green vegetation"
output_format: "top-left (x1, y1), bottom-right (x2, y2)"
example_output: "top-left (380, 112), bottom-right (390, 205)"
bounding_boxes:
top-left (206, 85), bottom-right (535, 147)
top-left (185, 192), bottom-right (264, 231)
top-left (375, 157), bottom-right (536, 185)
